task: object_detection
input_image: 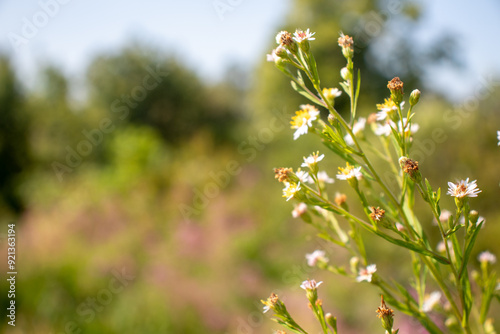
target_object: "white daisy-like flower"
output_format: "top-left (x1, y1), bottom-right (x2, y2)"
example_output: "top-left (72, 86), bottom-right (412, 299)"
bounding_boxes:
top-left (374, 122), bottom-right (393, 137)
top-left (295, 170), bottom-right (310, 183)
top-left (422, 291), bottom-right (441, 312)
top-left (292, 203), bottom-right (307, 218)
top-left (478, 251), bottom-right (497, 264)
top-left (336, 163), bottom-right (363, 180)
top-left (376, 99), bottom-right (405, 121)
top-left (356, 264), bottom-right (377, 282)
top-left (290, 104), bottom-right (320, 140)
top-left (316, 171), bottom-right (335, 184)
top-left (398, 118), bottom-right (419, 135)
top-left (300, 279), bottom-right (323, 290)
top-left (301, 152), bottom-right (325, 168)
top-left (282, 182), bottom-right (301, 201)
top-left (266, 49), bottom-right (279, 62)
top-left (447, 178), bottom-right (481, 198)
top-left (322, 87), bottom-right (342, 101)
top-left (306, 250), bottom-right (328, 267)
top-left (344, 117), bottom-right (366, 145)
top-left (293, 28), bottom-right (316, 42)
top-left (497, 131), bottom-right (500, 146)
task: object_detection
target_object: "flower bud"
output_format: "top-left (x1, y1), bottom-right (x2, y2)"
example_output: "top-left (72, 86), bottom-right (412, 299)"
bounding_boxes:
top-left (338, 34), bottom-right (354, 59)
top-left (350, 256), bottom-right (359, 275)
top-left (387, 77), bottom-right (404, 105)
top-left (340, 67), bottom-right (350, 80)
top-left (376, 296), bottom-right (395, 334)
top-left (469, 210), bottom-right (479, 226)
top-left (410, 89), bottom-right (421, 106)
top-left (325, 313), bottom-right (337, 332)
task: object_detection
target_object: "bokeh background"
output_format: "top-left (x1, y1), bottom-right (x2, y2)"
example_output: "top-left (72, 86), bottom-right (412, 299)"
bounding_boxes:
top-left (0, 0), bottom-right (499, 333)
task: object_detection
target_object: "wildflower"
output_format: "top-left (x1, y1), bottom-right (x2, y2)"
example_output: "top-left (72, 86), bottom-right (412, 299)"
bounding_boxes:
top-left (387, 77), bottom-right (404, 105)
top-left (306, 250), bottom-right (329, 267)
top-left (325, 313), bottom-right (337, 332)
top-left (262, 293), bottom-right (279, 313)
top-left (376, 98), bottom-right (404, 121)
top-left (478, 251), bottom-right (497, 264)
top-left (282, 182), bottom-right (301, 201)
top-left (344, 117), bottom-right (366, 145)
top-left (338, 33), bottom-right (354, 58)
top-left (422, 291), bottom-right (441, 312)
top-left (398, 118), bottom-right (419, 135)
top-left (410, 89), bottom-right (421, 106)
top-left (399, 157), bottom-right (421, 183)
top-left (334, 193), bottom-right (347, 206)
top-left (356, 264), bottom-right (377, 282)
top-left (498, 131), bottom-right (500, 146)
top-left (370, 207), bottom-right (385, 222)
top-left (447, 178), bottom-right (481, 198)
top-left (293, 28), bottom-right (316, 43)
top-left (376, 295), bottom-right (395, 333)
top-left (266, 49), bottom-right (279, 62)
top-left (301, 151), bottom-right (324, 175)
top-left (292, 203), bottom-right (307, 218)
top-left (322, 87), bottom-right (342, 106)
top-left (316, 171), bottom-right (334, 184)
top-left (276, 30), bottom-right (297, 53)
top-left (374, 122), bottom-right (392, 137)
top-left (290, 104), bottom-right (320, 140)
top-left (300, 279), bottom-right (323, 290)
top-left (274, 167), bottom-right (293, 183)
top-left (336, 163), bottom-right (362, 180)
top-left (295, 170), bottom-right (310, 183)
top-left (439, 209), bottom-right (452, 223)
top-left (395, 222), bottom-right (405, 232)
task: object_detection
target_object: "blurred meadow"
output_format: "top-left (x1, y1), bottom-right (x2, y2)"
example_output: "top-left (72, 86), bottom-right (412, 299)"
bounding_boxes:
top-left (0, 0), bottom-right (500, 333)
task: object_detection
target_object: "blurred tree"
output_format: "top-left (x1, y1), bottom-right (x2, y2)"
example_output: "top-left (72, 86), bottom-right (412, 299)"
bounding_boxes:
top-left (86, 45), bottom-right (243, 146)
top-left (0, 56), bottom-right (30, 215)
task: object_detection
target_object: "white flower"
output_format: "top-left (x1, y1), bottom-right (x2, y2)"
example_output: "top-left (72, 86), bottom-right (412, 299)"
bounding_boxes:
top-left (263, 305), bottom-right (270, 313)
top-left (295, 170), bottom-right (310, 183)
top-left (316, 171), bottom-right (334, 184)
top-left (398, 118), bottom-right (419, 135)
top-left (292, 203), bottom-right (307, 218)
top-left (322, 87), bottom-right (342, 101)
top-left (497, 131), bottom-right (500, 146)
top-left (447, 178), bottom-right (481, 198)
top-left (275, 31), bottom-right (288, 45)
top-left (336, 163), bottom-right (362, 180)
top-left (293, 28), bottom-right (316, 42)
top-left (290, 105), bottom-right (320, 140)
top-left (306, 250), bottom-right (328, 267)
top-left (395, 222), bottom-right (405, 231)
top-left (374, 122), bottom-right (392, 137)
top-left (282, 182), bottom-right (301, 201)
top-left (478, 251), bottom-right (497, 264)
top-left (422, 291), bottom-right (441, 312)
top-left (301, 152), bottom-right (325, 168)
top-left (266, 49), bottom-right (279, 62)
top-left (356, 264), bottom-right (377, 282)
top-left (344, 117), bottom-right (366, 145)
top-left (300, 279), bottom-right (323, 290)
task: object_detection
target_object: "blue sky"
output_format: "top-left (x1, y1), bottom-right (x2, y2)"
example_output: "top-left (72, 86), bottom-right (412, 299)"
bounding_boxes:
top-left (0, 0), bottom-right (499, 100)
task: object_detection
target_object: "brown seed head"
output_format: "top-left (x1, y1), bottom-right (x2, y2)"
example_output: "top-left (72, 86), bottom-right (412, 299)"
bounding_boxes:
top-left (376, 296), bottom-right (394, 319)
top-left (387, 77), bottom-right (404, 94)
top-left (274, 168), bottom-right (293, 182)
top-left (279, 31), bottom-right (294, 46)
top-left (370, 207), bottom-right (385, 221)
top-left (402, 158), bottom-right (418, 174)
top-left (269, 293), bottom-right (279, 304)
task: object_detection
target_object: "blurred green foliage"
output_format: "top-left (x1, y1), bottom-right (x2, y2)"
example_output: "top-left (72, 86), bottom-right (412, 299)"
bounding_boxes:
top-left (0, 0), bottom-right (499, 333)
